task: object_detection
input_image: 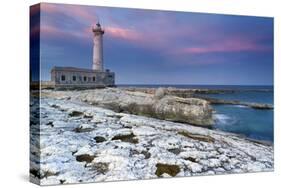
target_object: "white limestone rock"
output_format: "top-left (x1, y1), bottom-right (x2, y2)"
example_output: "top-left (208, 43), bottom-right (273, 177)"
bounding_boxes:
top-left (187, 162), bottom-right (203, 173)
top-left (42, 88), bottom-right (214, 126)
top-left (30, 94), bottom-right (274, 185)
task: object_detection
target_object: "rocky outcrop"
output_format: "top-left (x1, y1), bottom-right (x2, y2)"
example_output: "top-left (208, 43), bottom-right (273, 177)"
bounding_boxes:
top-left (153, 96), bottom-right (213, 126)
top-left (124, 87), bottom-right (273, 95)
top-left (41, 88), bottom-right (214, 126)
top-left (124, 87), bottom-right (274, 110)
top-left (30, 97), bottom-right (274, 185)
top-left (196, 96), bottom-right (273, 110)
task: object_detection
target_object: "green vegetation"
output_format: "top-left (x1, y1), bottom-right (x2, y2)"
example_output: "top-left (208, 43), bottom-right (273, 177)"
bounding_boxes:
top-left (155, 163), bottom-right (180, 177)
top-left (178, 131), bottom-right (214, 143)
top-left (112, 133), bottom-right (138, 144)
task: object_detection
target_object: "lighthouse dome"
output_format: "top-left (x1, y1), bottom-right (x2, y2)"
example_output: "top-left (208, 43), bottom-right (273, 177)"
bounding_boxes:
top-left (93, 22), bottom-right (101, 29)
top-left (92, 22), bottom-right (104, 34)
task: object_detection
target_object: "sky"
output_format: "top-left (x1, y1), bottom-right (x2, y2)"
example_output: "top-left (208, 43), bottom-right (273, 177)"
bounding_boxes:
top-left (30, 3), bottom-right (274, 85)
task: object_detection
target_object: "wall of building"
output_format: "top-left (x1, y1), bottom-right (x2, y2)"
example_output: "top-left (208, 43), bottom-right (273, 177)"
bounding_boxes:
top-left (51, 69), bottom-right (115, 88)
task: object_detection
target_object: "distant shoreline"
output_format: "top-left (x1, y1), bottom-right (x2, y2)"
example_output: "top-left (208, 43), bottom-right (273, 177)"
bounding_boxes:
top-left (117, 84), bottom-right (273, 91)
top-left (35, 81), bottom-right (273, 92)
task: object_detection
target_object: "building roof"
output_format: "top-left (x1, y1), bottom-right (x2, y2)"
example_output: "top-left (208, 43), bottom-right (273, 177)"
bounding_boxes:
top-left (51, 66), bottom-right (112, 73)
top-left (51, 66), bottom-right (113, 73)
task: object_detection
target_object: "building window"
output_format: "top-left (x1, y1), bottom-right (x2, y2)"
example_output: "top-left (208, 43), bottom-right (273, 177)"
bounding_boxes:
top-left (61, 75), bottom-right (65, 81)
top-left (83, 76), bottom-right (87, 82)
top-left (72, 76), bottom-right (76, 81)
top-left (93, 76), bottom-right (96, 82)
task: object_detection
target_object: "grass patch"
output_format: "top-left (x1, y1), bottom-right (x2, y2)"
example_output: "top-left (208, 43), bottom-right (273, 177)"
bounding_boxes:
top-left (155, 163), bottom-right (180, 177)
top-left (112, 133), bottom-right (138, 144)
top-left (178, 131), bottom-right (214, 143)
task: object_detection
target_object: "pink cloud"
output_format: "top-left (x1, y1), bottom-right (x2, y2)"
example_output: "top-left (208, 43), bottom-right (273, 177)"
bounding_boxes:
top-left (82, 26), bottom-right (142, 42)
top-left (40, 24), bottom-right (88, 40)
top-left (39, 3), bottom-right (168, 49)
top-left (41, 3), bottom-right (97, 24)
top-left (39, 22), bottom-right (144, 44)
top-left (106, 27), bottom-right (142, 41)
top-left (178, 38), bottom-right (271, 54)
top-left (40, 25), bottom-right (63, 38)
top-left (41, 3), bottom-right (59, 14)
top-left (65, 4), bottom-right (98, 24)
top-left (37, 3), bottom-right (272, 58)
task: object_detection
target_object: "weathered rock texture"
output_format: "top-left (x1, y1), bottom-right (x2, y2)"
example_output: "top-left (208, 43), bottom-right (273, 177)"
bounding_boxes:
top-left (124, 87), bottom-right (274, 110)
top-left (41, 88), bottom-right (214, 126)
top-left (124, 87), bottom-right (273, 95)
top-left (30, 95), bottom-right (274, 185)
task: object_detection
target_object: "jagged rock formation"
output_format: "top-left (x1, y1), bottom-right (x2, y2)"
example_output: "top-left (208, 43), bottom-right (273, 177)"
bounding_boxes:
top-left (41, 88), bottom-right (214, 126)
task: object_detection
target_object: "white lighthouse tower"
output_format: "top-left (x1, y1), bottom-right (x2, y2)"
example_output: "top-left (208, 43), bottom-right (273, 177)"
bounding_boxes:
top-left (92, 22), bottom-right (105, 71)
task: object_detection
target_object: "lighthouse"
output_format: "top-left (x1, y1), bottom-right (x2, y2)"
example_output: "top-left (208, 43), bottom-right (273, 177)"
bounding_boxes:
top-left (51, 21), bottom-right (115, 89)
top-left (92, 22), bottom-right (105, 71)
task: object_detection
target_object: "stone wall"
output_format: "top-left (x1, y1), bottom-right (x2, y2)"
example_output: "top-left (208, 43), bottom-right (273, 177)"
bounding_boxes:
top-left (51, 67), bottom-right (115, 88)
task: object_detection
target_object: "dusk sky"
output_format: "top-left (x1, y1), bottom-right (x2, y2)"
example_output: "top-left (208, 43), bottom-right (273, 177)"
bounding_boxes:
top-left (31, 3), bottom-right (273, 85)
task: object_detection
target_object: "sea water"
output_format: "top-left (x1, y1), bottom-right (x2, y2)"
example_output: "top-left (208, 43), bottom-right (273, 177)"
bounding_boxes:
top-left (118, 85), bottom-right (274, 142)
top-left (207, 89), bottom-right (273, 142)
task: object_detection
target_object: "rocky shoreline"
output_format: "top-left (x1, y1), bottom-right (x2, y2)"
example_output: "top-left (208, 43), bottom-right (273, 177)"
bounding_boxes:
top-left (123, 87), bottom-right (274, 110)
top-left (123, 87), bottom-right (273, 95)
top-left (41, 87), bottom-right (273, 127)
top-left (195, 96), bottom-right (273, 109)
top-left (41, 88), bottom-right (214, 127)
top-left (30, 88), bottom-right (274, 185)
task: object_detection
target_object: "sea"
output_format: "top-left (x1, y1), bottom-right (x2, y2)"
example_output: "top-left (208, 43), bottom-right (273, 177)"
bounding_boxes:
top-left (118, 85), bottom-right (274, 142)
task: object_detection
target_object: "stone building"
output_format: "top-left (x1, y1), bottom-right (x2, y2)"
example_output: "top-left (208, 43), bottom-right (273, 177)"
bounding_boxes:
top-left (51, 23), bottom-right (115, 89)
